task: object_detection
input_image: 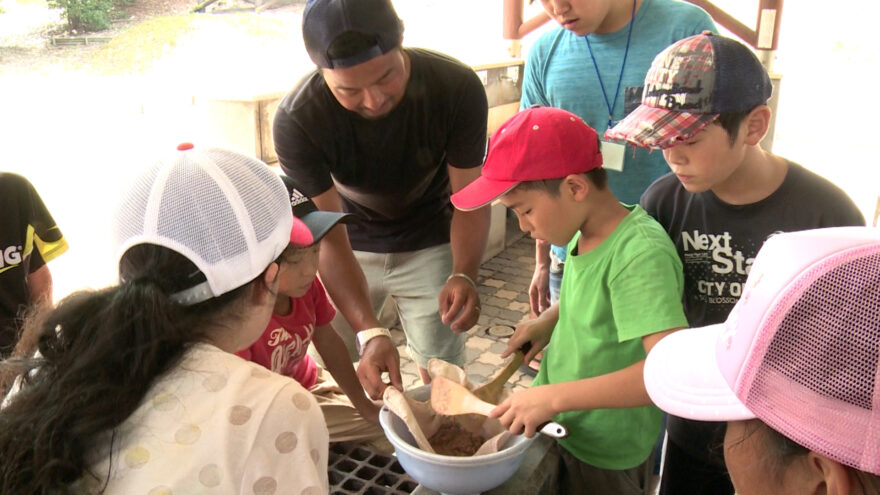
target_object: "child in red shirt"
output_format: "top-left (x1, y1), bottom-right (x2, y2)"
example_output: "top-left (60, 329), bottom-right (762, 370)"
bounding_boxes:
top-left (237, 176), bottom-right (388, 451)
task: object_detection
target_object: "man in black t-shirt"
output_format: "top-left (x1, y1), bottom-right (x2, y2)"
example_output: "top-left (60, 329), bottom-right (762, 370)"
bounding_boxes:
top-left (0, 173), bottom-right (68, 357)
top-left (606, 34), bottom-right (865, 494)
top-left (273, 0), bottom-right (489, 399)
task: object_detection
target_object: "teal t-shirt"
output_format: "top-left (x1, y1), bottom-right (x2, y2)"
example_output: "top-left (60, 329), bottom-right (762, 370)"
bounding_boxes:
top-left (533, 205), bottom-right (688, 469)
top-left (522, 0), bottom-right (716, 261)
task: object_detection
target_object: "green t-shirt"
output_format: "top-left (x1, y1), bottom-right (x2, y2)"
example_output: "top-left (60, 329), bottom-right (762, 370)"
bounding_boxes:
top-left (533, 205), bottom-right (687, 469)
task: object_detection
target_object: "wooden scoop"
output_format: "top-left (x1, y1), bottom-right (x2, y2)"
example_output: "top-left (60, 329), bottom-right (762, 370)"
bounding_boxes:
top-left (430, 376), bottom-right (568, 438)
top-left (472, 350), bottom-right (525, 404)
top-left (473, 342), bottom-right (532, 404)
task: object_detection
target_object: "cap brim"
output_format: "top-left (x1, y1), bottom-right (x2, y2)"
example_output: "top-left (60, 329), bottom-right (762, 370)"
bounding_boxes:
top-left (450, 176), bottom-right (520, 212)
top-left (605, 105), bottom-right (718, 150)
top-left (644, 325), bottom-right (755, 421)
top-left (300, 210), bottom-right (356, 245)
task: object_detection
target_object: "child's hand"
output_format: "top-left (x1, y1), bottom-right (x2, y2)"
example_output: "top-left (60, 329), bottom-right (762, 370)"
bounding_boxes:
top-left (528, 265), bottom-right (550, 317)
top-left (489, 385), bottom-right (559, 438)
top-left (501, 316), bottom-right (554, 363)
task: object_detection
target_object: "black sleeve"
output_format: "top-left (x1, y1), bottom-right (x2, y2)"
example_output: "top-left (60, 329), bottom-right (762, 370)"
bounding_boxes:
top-left (272, 81), bottom-right (336, 198)
top-left (22, 176), bottom-right (64, 269)
top-left (794, 164), bottom-right (866, 228)
top-left (639, 173), bottom-right (671, 220)
top-left (24, 179), bottom-right (58, 239)
top-left (28, 248), bottom-right (46, 274)
top-left (820, 185), bottom-right (866, 227)
top-left (445, 69), bottom-right (489, 169)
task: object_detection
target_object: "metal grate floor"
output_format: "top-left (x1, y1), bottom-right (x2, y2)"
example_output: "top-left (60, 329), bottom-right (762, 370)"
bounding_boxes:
top-left (329, 442), bottom-right (418, 495)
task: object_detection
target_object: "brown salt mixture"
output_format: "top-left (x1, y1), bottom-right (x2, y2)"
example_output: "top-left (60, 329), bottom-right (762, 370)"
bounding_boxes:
top-left (428, 418), bottom-right (485, 456)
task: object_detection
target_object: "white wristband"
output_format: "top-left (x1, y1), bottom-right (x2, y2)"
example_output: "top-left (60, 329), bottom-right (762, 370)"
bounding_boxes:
top-left (356, 327), bottom-right (392, 355)
top-left (446, 272), bottom-right (477, 290)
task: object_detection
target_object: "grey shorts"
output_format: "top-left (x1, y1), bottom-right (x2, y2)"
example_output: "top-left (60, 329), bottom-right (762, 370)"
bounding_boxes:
top-left (336, 244), bottom-right (466, 369)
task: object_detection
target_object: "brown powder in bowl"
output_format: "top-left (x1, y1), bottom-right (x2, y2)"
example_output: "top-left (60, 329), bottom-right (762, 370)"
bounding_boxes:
top-left (428, 419), bottom-right (485, 456)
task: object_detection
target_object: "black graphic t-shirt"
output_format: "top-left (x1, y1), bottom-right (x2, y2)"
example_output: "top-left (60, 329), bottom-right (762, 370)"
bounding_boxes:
top-left (0, 173), bottom-right (68, 354)
top-left (641, 162), bottom-right (865, 456)
top-left (273, 48), bottom-right (488, 253)
top-left (642, 162), bottom-right (865, 328)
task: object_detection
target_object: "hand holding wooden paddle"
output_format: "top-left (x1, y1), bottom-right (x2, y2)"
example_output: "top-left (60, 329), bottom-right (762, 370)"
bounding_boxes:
top-left (471, 347), bottom-right (526, 404)
top-left (431, 376), bottom-right (568, 438)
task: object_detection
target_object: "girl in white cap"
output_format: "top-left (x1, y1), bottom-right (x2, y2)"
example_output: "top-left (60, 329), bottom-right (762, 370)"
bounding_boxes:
top-left (0, 145), bottom-right (329, 493)
top-left (644, 226), bottom-right (880, 494)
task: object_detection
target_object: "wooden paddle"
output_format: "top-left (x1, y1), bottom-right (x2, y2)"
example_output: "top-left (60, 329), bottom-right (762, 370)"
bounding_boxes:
top-left (430, 376), bottom-right (568, 438)
top-left (472, 350), bottom-right (525, 404)
top-left (472, 342), bottom-right (532, 404)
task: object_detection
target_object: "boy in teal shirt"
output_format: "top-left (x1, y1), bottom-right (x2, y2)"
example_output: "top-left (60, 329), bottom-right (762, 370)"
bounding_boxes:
top-left (451, 106), bottom-right (687, 495)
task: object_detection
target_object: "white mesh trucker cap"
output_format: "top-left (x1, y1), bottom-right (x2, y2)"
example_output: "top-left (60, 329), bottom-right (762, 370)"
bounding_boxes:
top-left (112, 144), bottom-right (295, 305)
top-left (645, 226), bottom-right (880, 475)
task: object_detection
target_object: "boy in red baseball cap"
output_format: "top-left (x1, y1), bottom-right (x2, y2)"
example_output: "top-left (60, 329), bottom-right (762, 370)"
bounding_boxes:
top-left (451, 106), bottom-right (688, 494)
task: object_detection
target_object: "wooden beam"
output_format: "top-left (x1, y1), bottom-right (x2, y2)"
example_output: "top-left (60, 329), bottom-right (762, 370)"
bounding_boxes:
top-left (757, 0), bottom-right (783, 50)
top-left (685, 0), bottom-right (783, 50)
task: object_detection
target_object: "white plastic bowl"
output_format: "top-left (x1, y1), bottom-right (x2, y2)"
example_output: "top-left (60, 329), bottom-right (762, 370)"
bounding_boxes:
top-left (378, 385), bottom-right (534, 495)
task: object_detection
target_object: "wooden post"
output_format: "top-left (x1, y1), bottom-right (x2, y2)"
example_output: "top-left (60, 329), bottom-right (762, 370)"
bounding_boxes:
top-left (684, 0), bottom-right (784, 50)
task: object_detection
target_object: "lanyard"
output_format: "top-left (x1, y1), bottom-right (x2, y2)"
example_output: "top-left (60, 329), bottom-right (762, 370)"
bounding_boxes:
top-left (584, 0), bottom-right (637, 129)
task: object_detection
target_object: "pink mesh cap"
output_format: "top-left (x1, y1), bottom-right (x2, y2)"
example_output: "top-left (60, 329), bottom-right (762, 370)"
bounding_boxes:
top-left (645, 226), bottom-right (880, 475)
top-left (112, 144), bottom-right (297, 305)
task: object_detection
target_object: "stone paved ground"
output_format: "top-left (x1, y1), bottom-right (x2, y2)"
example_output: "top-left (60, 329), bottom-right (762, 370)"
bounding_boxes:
top-left (392, 217), bottom-right (537, 393)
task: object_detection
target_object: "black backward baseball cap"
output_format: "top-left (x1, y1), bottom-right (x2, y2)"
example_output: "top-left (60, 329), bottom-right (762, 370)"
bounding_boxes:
top-left (281, 175), bottom-right (356, 245)
top-left (302, 0), bottom-right (404, 69)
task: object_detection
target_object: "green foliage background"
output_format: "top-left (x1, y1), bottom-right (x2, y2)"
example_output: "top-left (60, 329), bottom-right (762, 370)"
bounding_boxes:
top-left (49, 0), bottom-right (129, 32)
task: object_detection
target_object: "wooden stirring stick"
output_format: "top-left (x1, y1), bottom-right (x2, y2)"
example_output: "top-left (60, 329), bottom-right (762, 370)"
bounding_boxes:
top-left (472, 350), bottom-right (525, 404)
top-left (473, 342), bottom-right (533, 404)
top-left (430, 376), bottom-right (568, 438)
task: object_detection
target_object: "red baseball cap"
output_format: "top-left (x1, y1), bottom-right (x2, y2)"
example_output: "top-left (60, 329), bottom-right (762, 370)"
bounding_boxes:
top-left (451, 106), bottom-right (602, 211)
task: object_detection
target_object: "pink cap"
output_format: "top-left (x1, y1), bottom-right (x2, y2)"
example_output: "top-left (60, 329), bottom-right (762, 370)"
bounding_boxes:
top-left (645, 226), bottom-right (880, 475)
top-left (451, 107), bottom-right (602, 211)
top-left (289, 218), bottom-right (314, 247)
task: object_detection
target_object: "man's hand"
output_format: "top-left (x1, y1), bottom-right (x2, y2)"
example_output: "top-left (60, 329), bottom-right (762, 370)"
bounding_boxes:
top-left (489, 385), bottom-right (560, 438)
top-left (439, 275), bottom-right (481, 332)
top-left (357, 335), bottom-right (403, 400)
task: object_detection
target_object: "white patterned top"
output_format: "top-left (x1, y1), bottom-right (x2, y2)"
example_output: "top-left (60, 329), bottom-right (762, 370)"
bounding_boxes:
top-left (76, 344), bottom-right (329, 494)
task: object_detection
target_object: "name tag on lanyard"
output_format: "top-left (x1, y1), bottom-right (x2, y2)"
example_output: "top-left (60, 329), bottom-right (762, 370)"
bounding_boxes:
top-left (585, 0), bottom-right (636, 174)
top-left (600, 140), bottom-right (626, 172)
